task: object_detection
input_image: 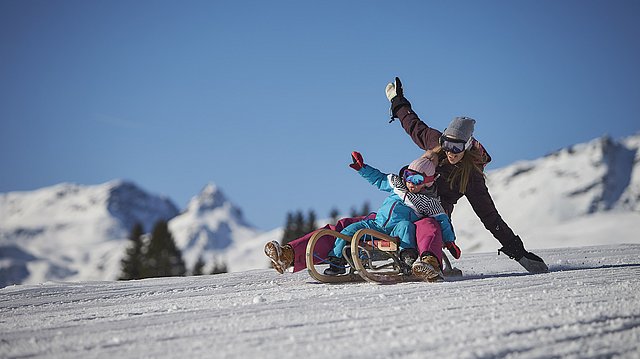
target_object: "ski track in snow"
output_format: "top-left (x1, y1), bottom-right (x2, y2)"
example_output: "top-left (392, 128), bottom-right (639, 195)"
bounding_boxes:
top-left (1, 244), bottom-right (640, 359)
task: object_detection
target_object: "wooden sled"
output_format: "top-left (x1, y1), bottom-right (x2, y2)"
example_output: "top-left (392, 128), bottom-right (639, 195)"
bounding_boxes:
top-left (305, 228), bottom-right (462, 284)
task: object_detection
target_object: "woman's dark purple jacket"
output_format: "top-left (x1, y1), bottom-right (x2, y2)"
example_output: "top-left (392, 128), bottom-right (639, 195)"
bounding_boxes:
top-left (394, 104), bottom-right (521, 250)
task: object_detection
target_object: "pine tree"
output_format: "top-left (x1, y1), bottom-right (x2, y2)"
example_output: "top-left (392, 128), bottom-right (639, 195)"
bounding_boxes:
top-left (192, 255), bottom-right (206, 276)
top-left (119, 223), bottom-right (145, 280)
top-left (348, 201), bottom-right (372, 218)
top-left (305, 209), bottom-right (317, 234)
top-left (361, 201), bottom-right (371, 216)
top-left (293, 210), bottom-right (305, 239)
top-left (329, 207), bottom-right (340, 224)
top-left (144, 220), bottom-right (186, 278)
top-left (281, 209), bottom-right (320, 246)
top-left (282, 210), bottom-right (307, 245)
top-left (282, 212), bottom-right (294, 245)
top-left (210, 257), bottom-right (228, 274)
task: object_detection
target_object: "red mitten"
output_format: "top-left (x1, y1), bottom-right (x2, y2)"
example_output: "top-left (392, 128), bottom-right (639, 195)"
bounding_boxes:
top-left (349, 151), bottom-right (364, 171)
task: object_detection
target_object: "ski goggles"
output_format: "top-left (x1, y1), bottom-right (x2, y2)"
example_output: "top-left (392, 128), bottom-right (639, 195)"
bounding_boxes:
top-left (440, 135), bottom-right (469, 154)
top-left (402, 169), bottom-right (435, 185)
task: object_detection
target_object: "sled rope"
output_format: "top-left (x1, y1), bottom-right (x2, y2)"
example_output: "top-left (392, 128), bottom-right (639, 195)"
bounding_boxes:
top-left (312, 253), bottom-right (350, 269)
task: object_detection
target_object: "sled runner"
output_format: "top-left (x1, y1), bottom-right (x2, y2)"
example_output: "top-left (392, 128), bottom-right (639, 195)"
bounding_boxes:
top-left (305, 228), bottom-right (462, 284)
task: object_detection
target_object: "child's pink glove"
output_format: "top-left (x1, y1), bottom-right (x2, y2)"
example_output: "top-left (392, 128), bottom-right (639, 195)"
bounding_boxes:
top-left (349, 151), bottom-right (364, 171)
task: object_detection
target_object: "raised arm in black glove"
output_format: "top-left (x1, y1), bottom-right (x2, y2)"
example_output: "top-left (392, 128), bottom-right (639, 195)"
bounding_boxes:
top-left (385, 77), bottom-right (412, 122)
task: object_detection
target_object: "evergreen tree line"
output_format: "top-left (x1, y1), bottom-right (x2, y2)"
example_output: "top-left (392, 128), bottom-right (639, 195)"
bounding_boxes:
top-left (280, 201), bottom-right (371, 245)
top-left (119, 220), bottom-right (227, 280)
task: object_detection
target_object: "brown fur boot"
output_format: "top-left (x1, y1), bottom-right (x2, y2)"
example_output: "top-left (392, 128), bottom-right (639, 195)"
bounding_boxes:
top-left (412, 254), bottom-right (444, 282)
top-left (264, 241), bottom-right (294, 274)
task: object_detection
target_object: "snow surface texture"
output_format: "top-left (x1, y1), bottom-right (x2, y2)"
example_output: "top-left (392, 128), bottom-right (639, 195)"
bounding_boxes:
top-left (1, 244), bottom-right (639, 358)
top-left (1, 134), bottom-right (640, 287)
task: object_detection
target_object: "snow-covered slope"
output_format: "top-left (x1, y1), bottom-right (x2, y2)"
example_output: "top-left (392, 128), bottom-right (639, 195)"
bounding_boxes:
top-left (0, 181), bottom-right (179, 286)
top-left (1, 244), bottom-right (639, 358)
top-left (452, 134), bottom-right (640, 254)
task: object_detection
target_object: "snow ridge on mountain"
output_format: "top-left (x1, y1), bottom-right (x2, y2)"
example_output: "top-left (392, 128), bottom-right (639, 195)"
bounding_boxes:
top-left (452, 133), bottom-right (640, 253)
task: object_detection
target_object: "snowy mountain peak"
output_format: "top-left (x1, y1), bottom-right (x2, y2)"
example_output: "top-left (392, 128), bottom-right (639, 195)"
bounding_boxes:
top-left (170, 183), bottom-right (259, 273)
top-left (185, 182), bottom-right (228, 215)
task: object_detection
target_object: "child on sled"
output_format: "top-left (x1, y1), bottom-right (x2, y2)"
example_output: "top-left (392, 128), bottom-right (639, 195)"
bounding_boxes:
top-left (322, 151), bottom-right (459, 282)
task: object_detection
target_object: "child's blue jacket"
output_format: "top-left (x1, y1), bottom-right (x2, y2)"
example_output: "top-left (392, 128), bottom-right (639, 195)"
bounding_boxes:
top-left (358, 164), bottom-right (456, 243)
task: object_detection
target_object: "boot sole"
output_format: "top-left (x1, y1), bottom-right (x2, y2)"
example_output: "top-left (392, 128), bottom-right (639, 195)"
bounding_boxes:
top-left (412, 262), bottom-right (443, 282)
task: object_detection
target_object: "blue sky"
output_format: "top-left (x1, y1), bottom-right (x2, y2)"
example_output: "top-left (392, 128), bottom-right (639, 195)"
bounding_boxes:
top-left (1, 0), bottom-right (639, 230)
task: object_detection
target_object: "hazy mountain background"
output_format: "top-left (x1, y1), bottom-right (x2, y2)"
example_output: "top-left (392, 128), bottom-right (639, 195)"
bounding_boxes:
top-left (1, 134), bottom-right (639, 287)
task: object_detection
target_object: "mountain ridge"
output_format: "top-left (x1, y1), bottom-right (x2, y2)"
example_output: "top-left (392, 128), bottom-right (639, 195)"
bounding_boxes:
top-left (453, 133), bottom-right (640, 253)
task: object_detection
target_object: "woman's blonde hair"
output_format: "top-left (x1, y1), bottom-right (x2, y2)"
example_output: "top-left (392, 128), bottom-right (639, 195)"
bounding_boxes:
top-left (433, 145), bottom-right (486, 194)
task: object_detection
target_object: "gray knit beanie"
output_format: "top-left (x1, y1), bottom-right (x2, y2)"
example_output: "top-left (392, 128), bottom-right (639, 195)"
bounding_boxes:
top-left (443, 116), bottom-right (476, 142)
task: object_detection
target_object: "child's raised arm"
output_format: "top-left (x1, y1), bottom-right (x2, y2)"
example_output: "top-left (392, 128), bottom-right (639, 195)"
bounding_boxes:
top-left (348, 151), bottom-right (393, 192)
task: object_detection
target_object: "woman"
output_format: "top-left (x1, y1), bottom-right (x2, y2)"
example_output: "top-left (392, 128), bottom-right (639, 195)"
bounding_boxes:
top-left (385, 77), bottom-right (548, 274)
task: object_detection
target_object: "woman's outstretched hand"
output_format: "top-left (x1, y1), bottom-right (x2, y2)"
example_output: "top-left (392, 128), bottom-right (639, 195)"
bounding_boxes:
top-left (349, 151), bottom-right (365, 171)
top-left (385, 77), bottom-right (403, 101)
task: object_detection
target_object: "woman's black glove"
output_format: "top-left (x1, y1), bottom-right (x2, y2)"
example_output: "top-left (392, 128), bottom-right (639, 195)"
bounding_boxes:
top-left (385, 77), bottom-right (411, 122)
top-left (385, 76), bottom-right (403, 101)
